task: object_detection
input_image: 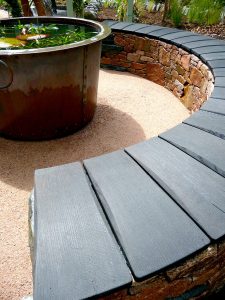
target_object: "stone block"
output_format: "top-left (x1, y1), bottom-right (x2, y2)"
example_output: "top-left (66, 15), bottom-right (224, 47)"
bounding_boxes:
top-left (140, 56), bottom-right (154, 62)
top-left (131, 62), bottom-right (145, 70)
top-left (190, 67), bottom-right (203, 87)
top-left (159, 47), bottom-right (170, 66)
top-left (176, 64), bottom-right (185, 76)
top-left (146, 63), bottom-right (165, 86)
top-left (181, 54), bottom-right (191, 71)
top-left (127, 53), bottom-right (140, 62)
top-left (136, 50), bottom-right (144, 55)
top-left (134, 37), bottom-right (145, 50)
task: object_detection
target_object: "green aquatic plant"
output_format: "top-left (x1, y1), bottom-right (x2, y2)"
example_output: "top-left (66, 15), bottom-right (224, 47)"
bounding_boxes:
top-left (18, 30), bottom-right (95, 49)
top-left (0, 22), bottom-right (97, 50)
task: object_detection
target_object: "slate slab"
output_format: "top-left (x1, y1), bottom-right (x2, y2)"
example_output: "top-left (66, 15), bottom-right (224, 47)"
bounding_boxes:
top-left (183, 110), bottom-right (225, 139)
top-left (184, 40), bottom-right (225, 49)
top-left (147, 28), bottom-right (180, 38)
top-left (193, 46), bottom-right (225, 55)
top-left (213, 68), bottom-right (225, 77)
top-left (135, 25), bottom-right (163, 34)
top-left (161, 31), bottom-right (195, 41)
top-left (208, 60), bottom-right (225, 68)
top-left (123, 24), bottom-right (150, 32)
top-left (201, 52), bottom-right (225, 61)
top-left (34, 162), bottom-right (132, 300)
top-left (201, 98), bottom-right (225, 115)
top-left (111, 22), bottom-right (133, 30)
top-left (160, 123), bottom-right (225, 177)
top-left (171, 36), bottom-right (211, 46)
top-left (126, 138), bottom-right (225, 240)
top-left (84, 150), bottom-right (209, 280)
top-left (211, 87), bottom-right (225, 99)
top-left (214, 77), bottom-right (225, 87)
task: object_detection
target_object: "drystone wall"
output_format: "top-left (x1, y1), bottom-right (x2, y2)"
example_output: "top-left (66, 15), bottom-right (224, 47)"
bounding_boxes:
top-left (101, 32), bottom-right (214, 112)
top-left (98, 238), bottom-right (225, 300)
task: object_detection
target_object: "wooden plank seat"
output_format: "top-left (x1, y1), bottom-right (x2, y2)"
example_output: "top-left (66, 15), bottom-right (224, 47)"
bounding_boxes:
top-left (32, 22), bottom-right (225, 299)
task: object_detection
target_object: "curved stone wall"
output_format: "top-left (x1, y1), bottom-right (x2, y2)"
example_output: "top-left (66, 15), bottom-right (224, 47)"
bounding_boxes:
top-left (101, 32), bottom-right (214, 111)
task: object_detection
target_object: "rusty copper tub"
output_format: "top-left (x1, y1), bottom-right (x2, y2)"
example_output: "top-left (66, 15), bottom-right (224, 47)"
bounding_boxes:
top-left (0, 17), bottom-right (110, 140)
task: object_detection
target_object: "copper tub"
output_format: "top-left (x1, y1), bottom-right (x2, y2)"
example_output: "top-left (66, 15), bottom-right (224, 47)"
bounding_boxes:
top-left (0, 17), bottom-right (110, 140)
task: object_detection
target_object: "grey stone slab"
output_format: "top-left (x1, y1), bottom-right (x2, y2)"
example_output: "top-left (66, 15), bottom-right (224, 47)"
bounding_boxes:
top-left (84, 150), bottom-right (209, 280)
top-left (193, 46), bottom-right (225, 55)
top-left (34, 162), bottom-right (132, 300)
top-left (208, 60), bottom-right (225, 68)
top-left (123, 24), bottom-right (150, 32)
top-left (111, 22), bottom-right (133, 30)
top-left (147, 28), bottom-right (180, 38)
top-left (172, 35), bottom-right (211, 46)
top-left (213, 68), bottom-right (225, 77)
top-left (214, 77), bottom-right (225, 87)
top-left (184, 110), bottom-right (225, 139)
top-left (135, 25), bottom-right (163, 34)
top-left (201, 98), bottom-right (225, 115)
top-left (160, 123), bottom-right (225, 177)
top-left (126, 138), bottom-right (225, 240)
top-left (201, 52), bottom-right (225, 61)
top-left (160, 31), bottom-right (195, 41)
top-left (184, 40), bottom-right (225, 49)
top-left (211, 87), bottom-right (225, 99)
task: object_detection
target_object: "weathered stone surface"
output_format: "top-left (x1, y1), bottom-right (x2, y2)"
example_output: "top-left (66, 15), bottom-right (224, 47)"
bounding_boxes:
top-left (200, 64), bottom-right (209, 77)
top-left (171, 69), bottom-right (178, 79)
top-left (191, 54), bottom-right (199, 63)
top-left (181, 54), bottom-right (191, 71)
top-left (159, 47), bottom-right (170, 66)
top-left (146, 63), bottom-right (165, 85)
top-left (176, 64), bottom-right (185, 76)
top-left (114, 35), bottom-right (127, 46)
top-left (124, 44), bottom-right (134, 52)
top-left (140, 56), bottom-right (153, 62)
top-left (136, 50), bottom-right (144, 55)
top-left (181, 85), bottom-right (195, 110)
top-left (131, 62), bottom-right (145, 70)
top-left (127, 53), bottom-right (140, 62)
top-left (190, 67), bottom-right (204, 87)
top-left (178, 75), bottom-right (186, 85)
top-left (134, 36), bottom-right (145, 50)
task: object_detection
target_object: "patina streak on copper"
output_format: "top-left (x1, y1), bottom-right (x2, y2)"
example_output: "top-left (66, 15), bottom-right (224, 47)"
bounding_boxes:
top-left (83, 86), bottom-right (98, 123)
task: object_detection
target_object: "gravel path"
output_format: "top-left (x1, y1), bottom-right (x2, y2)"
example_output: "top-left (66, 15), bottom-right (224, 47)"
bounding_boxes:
top-left (0, 70), bottom-right (189, 299)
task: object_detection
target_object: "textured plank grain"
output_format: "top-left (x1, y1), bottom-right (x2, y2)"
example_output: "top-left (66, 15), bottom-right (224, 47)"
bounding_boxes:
top-left (184, 110), bottom-right (225, 139)
top-left (160, 124), bottom-right (225, 177)
top-left (211, 87), bottom-right (225, 99)
top-left (135, 25), bottom-right (163, 34)
top-left (184, 40), bottom-right (225, 49)
top-left (201, 98), bottom-right (225, 115)
top-left (34, 162), bottom-right (131, 300)
top-left (126, 138), bottom-right (225, 240)
top-left (84, 151), bottom-right (209, 280)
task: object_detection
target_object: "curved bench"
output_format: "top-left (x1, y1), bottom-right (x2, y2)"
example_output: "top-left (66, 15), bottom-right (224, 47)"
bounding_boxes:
top-left (31, 22), bottom-right (225, 300)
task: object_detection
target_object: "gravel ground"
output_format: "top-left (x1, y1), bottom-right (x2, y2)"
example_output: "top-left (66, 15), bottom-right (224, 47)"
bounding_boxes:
top-left (0, 70), bottom-right (189, 300)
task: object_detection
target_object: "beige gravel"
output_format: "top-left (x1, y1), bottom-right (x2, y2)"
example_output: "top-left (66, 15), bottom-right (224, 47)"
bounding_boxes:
top-left (0, 70), bottom-right (189, 300)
